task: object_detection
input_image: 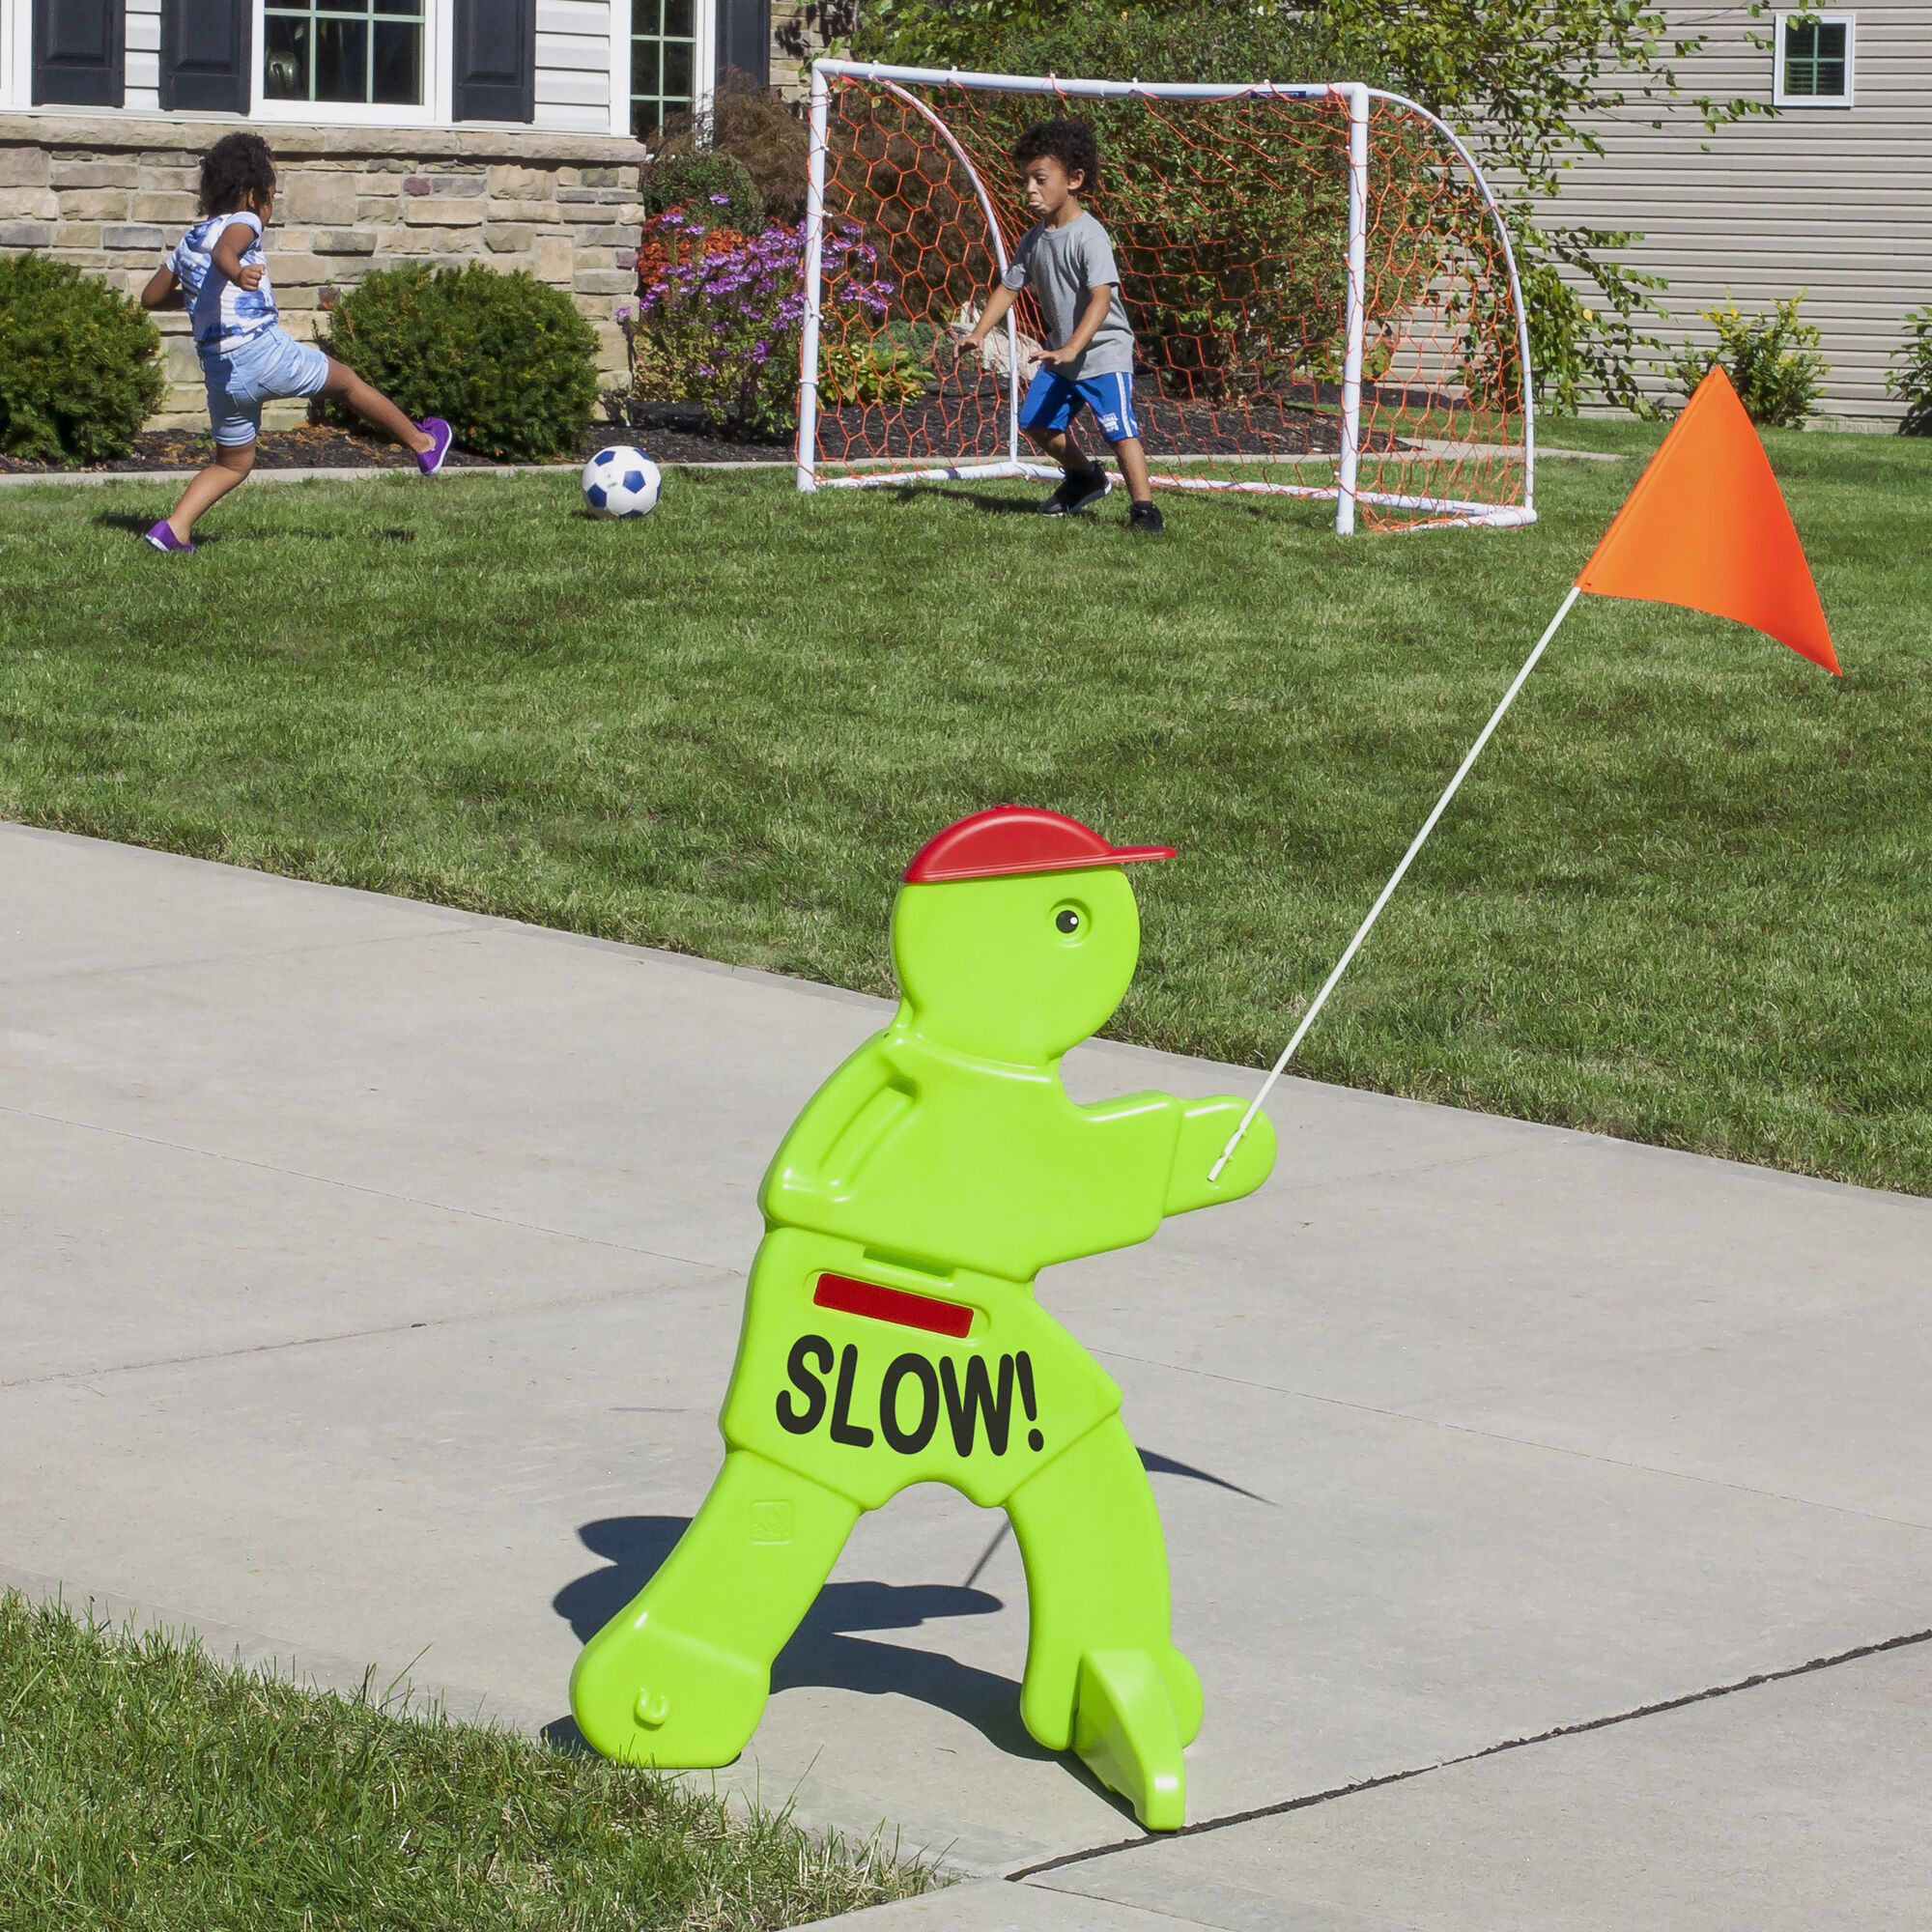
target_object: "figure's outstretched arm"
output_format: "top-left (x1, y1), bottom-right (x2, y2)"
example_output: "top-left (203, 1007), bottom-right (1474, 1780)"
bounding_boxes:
top-left (1163, 1097), bottom-right (1275, 1214)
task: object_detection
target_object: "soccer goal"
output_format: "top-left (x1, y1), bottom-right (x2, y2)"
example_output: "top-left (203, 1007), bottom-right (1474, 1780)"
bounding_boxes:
top-left (795, 61), bottom-right (1536, 533)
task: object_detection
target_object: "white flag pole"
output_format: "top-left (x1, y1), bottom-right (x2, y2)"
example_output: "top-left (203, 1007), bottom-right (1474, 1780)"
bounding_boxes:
top-left (1208, 584), bottom-right (1584, 1183)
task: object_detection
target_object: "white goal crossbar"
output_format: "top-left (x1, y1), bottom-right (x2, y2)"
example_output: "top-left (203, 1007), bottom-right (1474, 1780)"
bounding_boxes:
top-left (795, 61), bottom-right (1537, 534)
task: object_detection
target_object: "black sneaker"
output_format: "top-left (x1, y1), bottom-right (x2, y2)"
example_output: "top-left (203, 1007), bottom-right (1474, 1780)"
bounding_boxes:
top-left (1040, 468), bottom-right (1110, 516)
top-left (1128, 499), bottom-right (1165, 534)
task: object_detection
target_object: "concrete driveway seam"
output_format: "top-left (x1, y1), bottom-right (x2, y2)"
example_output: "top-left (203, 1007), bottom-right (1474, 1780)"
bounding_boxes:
top-left (1090, 1344), bottom-right (1932, 1534)
top-left (1006, 1621), bottom-right (1932, 1879)
top-left (0, 1266), bottom-right (747, 1395)
top-left (1, 922), bottom-right (484, 991)
top-left (0, 1094), bottom-right (736, 1274)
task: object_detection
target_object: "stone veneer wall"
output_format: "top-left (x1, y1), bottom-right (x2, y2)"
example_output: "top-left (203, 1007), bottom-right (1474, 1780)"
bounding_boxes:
top-left (0, 115), bottom-right (647, 433)
top-left (770, 0), bottom-right (840, 102)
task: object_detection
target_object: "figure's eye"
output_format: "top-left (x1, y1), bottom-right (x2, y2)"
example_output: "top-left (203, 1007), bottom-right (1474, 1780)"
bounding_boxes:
top-left (1053, 902), bottom-right (1085, 937)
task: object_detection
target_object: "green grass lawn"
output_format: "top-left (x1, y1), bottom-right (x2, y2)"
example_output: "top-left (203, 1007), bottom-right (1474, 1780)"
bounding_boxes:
top-left (0, 1592), bottom-right (929, 1931)
top-left (1, 428), bottom-right (1928, 1193)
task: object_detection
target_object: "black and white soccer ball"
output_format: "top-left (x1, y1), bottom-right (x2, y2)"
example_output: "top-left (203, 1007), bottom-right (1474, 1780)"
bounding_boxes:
top-left (582, 445), bottom-right (663, 519)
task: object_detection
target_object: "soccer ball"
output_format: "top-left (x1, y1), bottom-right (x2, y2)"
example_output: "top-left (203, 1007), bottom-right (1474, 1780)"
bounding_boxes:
top-left (582, 445), bottom-right (662, 519)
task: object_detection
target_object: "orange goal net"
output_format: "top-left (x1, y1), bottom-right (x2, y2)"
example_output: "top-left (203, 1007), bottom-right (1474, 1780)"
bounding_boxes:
top-left (796, 63), bottom-right (1536, 533)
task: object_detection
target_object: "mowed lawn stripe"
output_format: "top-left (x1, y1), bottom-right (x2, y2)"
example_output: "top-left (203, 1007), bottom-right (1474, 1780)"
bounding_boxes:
top-left (0, 426), bottom-right (1926, 1193)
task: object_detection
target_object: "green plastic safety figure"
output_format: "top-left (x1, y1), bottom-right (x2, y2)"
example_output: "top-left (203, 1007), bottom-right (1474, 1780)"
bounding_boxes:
top-left (571, 807), bottom-right (1277, 1829)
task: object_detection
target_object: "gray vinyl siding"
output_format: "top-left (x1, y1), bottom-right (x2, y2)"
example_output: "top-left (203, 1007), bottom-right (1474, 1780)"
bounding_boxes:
top-left (1545, 1), bottom-right (1932, 420)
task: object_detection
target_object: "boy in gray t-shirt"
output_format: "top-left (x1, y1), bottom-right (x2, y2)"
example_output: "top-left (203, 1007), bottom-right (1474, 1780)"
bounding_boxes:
top-left (956, 119), bottom-right (1163, 533)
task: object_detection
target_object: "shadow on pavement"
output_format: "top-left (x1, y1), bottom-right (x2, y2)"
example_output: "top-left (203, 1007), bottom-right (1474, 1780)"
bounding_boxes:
top-left (553, 1514), bottom-right (1045, 1757)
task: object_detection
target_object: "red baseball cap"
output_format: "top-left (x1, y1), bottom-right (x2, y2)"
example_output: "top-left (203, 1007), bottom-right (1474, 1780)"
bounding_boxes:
top-left (903, 806), bottom-right (1177, 884)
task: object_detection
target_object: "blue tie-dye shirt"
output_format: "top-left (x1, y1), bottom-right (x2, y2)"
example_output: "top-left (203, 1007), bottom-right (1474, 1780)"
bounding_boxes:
top-left (167, 211), bottom-right (278, 355)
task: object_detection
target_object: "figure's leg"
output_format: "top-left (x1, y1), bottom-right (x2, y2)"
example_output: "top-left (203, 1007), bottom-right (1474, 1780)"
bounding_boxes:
top-left (1005, 1416), bottom-right (1202, 1830)
top-left (319, 355), bottom-right (434, 453)
top-left (1024, 423), bottom-right (1098, 481)
top-left (161, 440), bottom-right (254, 542)
top-left (570, 1446), bottom-right (859, 1767)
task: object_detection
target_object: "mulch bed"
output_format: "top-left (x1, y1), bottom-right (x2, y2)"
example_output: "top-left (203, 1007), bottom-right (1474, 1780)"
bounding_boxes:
top-left (2, 379), bottom-right (1400, 477)
top-left (812, 376), bottom-right (1380, 465)
top-left (0, 424), bottom-right (535, 477)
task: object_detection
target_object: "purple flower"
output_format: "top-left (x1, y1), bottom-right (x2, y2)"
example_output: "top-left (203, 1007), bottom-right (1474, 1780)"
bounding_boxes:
top-left (710, 193), bottom-right (731, 205)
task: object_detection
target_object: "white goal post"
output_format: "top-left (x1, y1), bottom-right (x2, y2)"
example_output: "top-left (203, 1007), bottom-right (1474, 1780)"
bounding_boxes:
top-left (794, 61), bottom-right (1538, 534)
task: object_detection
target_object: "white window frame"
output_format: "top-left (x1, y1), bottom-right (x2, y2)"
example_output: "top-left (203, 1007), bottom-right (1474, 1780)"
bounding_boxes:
top-left (1774, 11), bottom-right (1856, 108)
top-left (0, 0), bottom-right (658, 128)
top-left (251, 0), bottom-right (451, 127)
top-left (2, 0), bottom-right (30, 110)
top-left (623, 0), bottom-right (714, 141)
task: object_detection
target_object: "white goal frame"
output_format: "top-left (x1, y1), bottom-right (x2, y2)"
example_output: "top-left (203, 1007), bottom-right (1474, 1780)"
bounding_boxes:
top-left (795, 60), bottom-right (1537, 534)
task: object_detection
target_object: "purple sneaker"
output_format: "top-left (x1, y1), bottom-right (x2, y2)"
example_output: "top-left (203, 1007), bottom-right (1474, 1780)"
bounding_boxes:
top-left (415, 418), bottom-right (453, 475)
top-left (144, 521), bottom-right (195, 554)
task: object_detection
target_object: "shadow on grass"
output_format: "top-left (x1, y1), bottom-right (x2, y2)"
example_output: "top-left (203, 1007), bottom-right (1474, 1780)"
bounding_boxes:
top-left (883, 484), bottom-right (1047, 517)
top-left (91, 509), bottom-right (415, 544)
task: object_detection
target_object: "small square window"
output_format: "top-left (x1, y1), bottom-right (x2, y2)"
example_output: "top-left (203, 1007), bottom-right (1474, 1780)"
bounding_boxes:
top-left (1776, 14), bottom-right (1855, 106)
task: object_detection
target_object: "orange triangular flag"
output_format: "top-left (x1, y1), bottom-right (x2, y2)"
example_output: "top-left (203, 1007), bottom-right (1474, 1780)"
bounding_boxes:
top-left (1575, 367), bottom-right (1838, 674)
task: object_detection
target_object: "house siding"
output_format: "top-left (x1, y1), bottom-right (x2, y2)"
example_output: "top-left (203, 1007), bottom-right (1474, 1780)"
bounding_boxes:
top-left (536, 0), bottom-right (617, 133)
top-left (1547, 1), bottom-right (1932, 420)
top-left (126, 0), bottom-right (160, 112)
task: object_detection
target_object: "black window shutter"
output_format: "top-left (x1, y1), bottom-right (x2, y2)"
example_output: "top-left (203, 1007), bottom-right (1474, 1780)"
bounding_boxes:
top-left (159, 0), bottom-right (249, 113)
top-left (32, 0), bottom-right (126, 106)
top-left (717, 0), bottom-right (770, 90)
top-left (452, 0), bottom-right (535, 123)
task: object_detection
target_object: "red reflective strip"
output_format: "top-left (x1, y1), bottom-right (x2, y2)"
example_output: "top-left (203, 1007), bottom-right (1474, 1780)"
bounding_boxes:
top-left (812, 1273), bottom-right (973, 1339)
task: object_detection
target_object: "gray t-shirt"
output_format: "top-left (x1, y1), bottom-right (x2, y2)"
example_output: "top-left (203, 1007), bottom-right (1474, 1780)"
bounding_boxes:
top-left (1001, 211), bottom-right (1136, 378)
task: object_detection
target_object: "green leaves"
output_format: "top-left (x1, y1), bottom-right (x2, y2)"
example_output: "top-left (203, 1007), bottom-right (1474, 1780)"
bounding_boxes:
top-left (1665, 293), bottom-right (1829, 427)
top-left (317, 265), bottom-right (601, 463)
top-left (852, 0), bottom-right (1776, 416)
top-left (1885, 306), bottom-right (1932, 437)
top-left (0, 253), bottom-right (168, 467)
top-left (0, 1593), bottom-right (930, 1929)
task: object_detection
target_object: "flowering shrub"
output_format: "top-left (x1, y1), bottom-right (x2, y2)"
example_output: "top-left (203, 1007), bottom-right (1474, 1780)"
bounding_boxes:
top-left (622, 209), bottom-right (893, 437)
top-left (642, 152), bottom-right (764, 236)
top-left (1665, 295), bottom-right (1828, 429)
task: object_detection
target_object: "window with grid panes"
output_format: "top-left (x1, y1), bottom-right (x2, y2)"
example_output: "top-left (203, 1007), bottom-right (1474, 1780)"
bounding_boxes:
top-left (632, 0), bottom-right (696, 138)
top-left (1781, 16), bottom-right (1851, 98)
top-left (265, 0), bottom-right (424, 104)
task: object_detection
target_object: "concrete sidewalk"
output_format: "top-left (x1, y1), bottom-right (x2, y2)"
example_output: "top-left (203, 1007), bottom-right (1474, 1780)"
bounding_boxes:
top-left (2, 822), bottom-right (1927, 1919)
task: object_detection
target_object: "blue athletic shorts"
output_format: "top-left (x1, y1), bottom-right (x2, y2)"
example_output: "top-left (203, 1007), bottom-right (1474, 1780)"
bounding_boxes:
top-left (200, 327), bottom-right (331, 447)
top-left (1019, 367), bottom-right (1142, 444)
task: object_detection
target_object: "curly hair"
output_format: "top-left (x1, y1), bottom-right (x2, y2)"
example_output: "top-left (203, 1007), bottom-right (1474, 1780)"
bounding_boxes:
top-left (1011, 119), bottom-right (1101, 194)
top-left (198, 132), bottom-right (276, 217)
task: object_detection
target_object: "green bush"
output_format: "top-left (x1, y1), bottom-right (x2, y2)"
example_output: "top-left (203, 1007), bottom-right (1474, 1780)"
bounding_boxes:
top-left (316, 263), bottom-right (599, 461)
top-left (1665, 294), bottom-right (1828, 428)
top-left (642, 151), bottom-right (764, 234)
top-left (0, 252), bottom-right (166, 465)
top-left (1888, 305), bottom-right (1932, 436)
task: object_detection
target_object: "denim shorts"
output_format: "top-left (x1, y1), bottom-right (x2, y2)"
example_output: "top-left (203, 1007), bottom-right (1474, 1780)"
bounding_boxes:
top-left (200, 327), bottom-right (331, 446)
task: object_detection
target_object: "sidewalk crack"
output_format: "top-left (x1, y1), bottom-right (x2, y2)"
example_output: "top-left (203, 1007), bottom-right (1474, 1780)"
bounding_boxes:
top-left (1008, 1623), bottom-right (1932, 1879)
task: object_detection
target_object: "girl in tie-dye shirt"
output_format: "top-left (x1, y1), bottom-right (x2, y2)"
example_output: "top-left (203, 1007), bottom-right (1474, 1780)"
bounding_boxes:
top-left (140, 132), bottom-right (452, 553)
